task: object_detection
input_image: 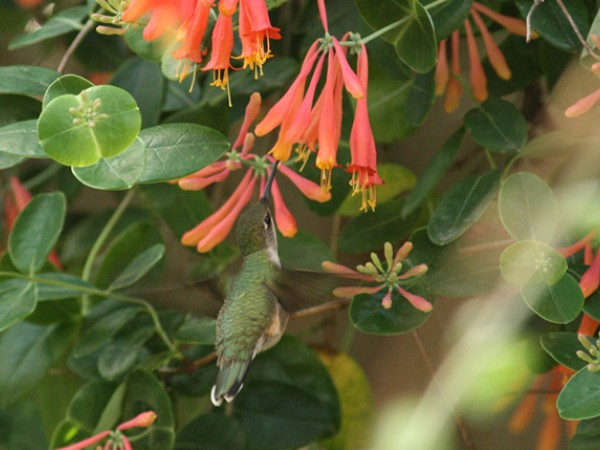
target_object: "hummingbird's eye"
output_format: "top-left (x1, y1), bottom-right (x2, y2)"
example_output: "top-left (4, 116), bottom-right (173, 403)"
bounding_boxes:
top-left (264, 214), bottom-right (271, 227)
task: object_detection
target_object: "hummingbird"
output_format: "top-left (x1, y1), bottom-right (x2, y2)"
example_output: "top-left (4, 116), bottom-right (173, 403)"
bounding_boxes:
top-left (210, 162), bottom-right (337, 406)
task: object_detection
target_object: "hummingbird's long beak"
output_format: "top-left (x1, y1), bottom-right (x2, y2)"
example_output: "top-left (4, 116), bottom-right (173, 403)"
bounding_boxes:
top-left (261, 161), bottom-right (280, 202)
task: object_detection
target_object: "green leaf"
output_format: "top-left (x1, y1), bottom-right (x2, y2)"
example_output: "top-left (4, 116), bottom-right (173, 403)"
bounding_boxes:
top-left (36, 272), bottom-right (92, 301)
top-left (356, 0), bottom-right (437, 73)
top-left (515, 0), bottom-right (590, 53)
top-left (109, 244), bottom-right (165, 291)
top-left (111, 57), bottom-right (165, 128)
top-left (74, 306), bottom-right (142, 357)
top-left (137, 123), bottom-right (229, 183)
top-left (124, 26), bottom-right (166, 62)
top-left (0, 95), bottom-right (41, 126)
top-left (339, 199), bottom-right (419, 254)
top-left (427, 171), bottom-right (499, 245)
top-left (278, 230), bottom-right (335, 271)
top-left (500, 240), bottom-right (567, 286)
top-left (521, 274), bottom-right (584, 323)
top-left (0, 322), bottom-right (75, 407)
top-left (464, 98), bottom-right (527, 153)
top-left (0, 119), bottom-right (47, 158)
top-left (37, 85), bottom-right (141, 166)
top-left (338, 163), bottom-right (416, 216)
top-left (350, 282), bottom-right (433, 334)
top-left (8, 6), bottom-right (88, 50)
top-left (405, 69), bottom-right (435, 126)
top-left (71, 137), bottom-right (147, 190)
top-left (422, 0), bottom-right (472, 40)
top-left (95, 222), bottom-right (163, 290)
top-left (0, 153), bottom-right (24, 169)
top-left (173, 316), bottom-right (216, 345)
top-left (8, 192), bottom-right (66, 274)
top-left (0, 279), bottom-right (37, 332)
top-left (98, 325), bottom-right (155, 381)
top-left (0, 66), bottom-right (59, 96)
top-left (402, 127), bottom-right (464, 217)
top-left (42, 74), bottom-right (94, 109)
top-left (558, 368), bottom-right (600, 420)
top-left (540, 332), bottom-right (587, 371)
top-left (175, 414), bottom-right (249, 450)
top-left (235, 336), bottom-right (340, 449)
top-left (571, 417), bottom-right (600, 450)
top-left (499, 172), bottom-right (558, 242)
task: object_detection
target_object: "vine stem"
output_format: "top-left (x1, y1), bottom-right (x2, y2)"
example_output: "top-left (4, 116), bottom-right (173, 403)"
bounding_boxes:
top-left (57, 17), bottom-right (96, 73)
top-left (81, 189), bottom-right (136, 313)
top-left (0, 271), bottom-right (180, 354)
top-left (554, 0), bottom-right (600, 60)
top-left (411, 330), bottom-right (479, 450)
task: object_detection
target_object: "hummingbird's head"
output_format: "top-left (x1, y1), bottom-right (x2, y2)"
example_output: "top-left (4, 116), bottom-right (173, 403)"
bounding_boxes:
top-left (236, 162), bottom-right (279, 257)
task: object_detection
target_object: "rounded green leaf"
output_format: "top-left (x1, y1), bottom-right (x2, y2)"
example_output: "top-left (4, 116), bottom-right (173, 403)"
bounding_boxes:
top-left (521, 274), bottom-right (584, 323)
top-left (427, 170), bottom-right (500, 245)
top-left (500, 240), bottom-right (567, 286)
top-left (356, 0), bottom-right (437, 73)
top-left (72, 137), bottom-right (147, 190)
top-left (8, 192), bottom-right (66, 274)
top-left (558, 368), bottom-right (600, 420)
top-left (42, 74), bottom-right (94, 109)
top-left (176, 414), bottom-right (249, 450)
top-left (499, 172), bottom-right (558, 242)
top-left (540, 332), bottom-right (587, 371)
top-left (0, 279), bottom-right (37, 333)
top-left (0, 65), bottom-right (59, 96)
top-left (0, 119), bottom-right (46, 158)
top-left (37, 85), bottom-right (141, 166)
top-left (124, 26), bottom-right (166, 62)
top-left (137, 123), bottom-right (229, 183)
top-left (98, 325), bottom-right (155, 380)
top-left (349, 282), bottom-right (433, 334)
top-left (173, 316), bottom-right (216, 345)
top-left (464, 98), bottom-right (527, 153)
top-left (423, 0), bottom-right (472, 40)
top-left (109, 243), bottom-right (165, 291)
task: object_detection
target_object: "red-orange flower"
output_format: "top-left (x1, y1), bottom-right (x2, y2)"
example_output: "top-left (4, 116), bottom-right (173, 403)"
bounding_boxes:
top-left (202, 10), bottom-right (235, 104)
top-left (565, 55), bottom-right (600, 118)
top-left (557, 231), bottom-right (600, 298)
top-left (435, 2), bottom-right (529, 113)
top-left (238, 0), bottom-right (281, 76)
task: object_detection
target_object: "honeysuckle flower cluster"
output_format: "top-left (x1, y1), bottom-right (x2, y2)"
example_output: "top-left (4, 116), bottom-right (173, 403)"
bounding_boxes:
top-left (179, 92), bottom-right (330, 253)
top-left (93, 0), bottom-right (279, 99)
top-left (565, 35), bottom-right (600, 118)
top-left (57, 411), bottom-right (157, 450)
top-left (322, 241), bottom-right (431, 312)
top-left (435, 2), bottom-right (530, 113)
top-left (255, 0), bottom-right (382, 211)
top-left (557, 230), bottom-right (600, 298)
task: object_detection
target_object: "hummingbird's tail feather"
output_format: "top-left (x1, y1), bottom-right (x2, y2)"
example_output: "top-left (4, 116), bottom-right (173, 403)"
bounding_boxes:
top-left (210, 359), bottom-right (252, 406)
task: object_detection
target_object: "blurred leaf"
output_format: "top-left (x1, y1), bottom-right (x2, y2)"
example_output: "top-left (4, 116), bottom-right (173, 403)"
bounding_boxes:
top-left (173, 316), bottom-right (216, 345)
top-left (0, 95), bottom-right (41, 126)
top-left (405, 69), bottom-right (435, 126)
top-left (464, 98), bottom-right (527, 153)
top-left (0, 279), bottom-right (37, 332)
top-left (499, 172), bottom-right (558, 242)
top-left (340, 199), bottom-right (420, 254)
top-left (74, 32), bottom-right (129, 72)
top-left (124, 26), bottom-right (166, 62)
top-left (521, 274), bottom-right (584, 323)
top-left (0, 402), bottom-right (47, 449)
top-left (98, 325), bottom-right (155, 381)
top-left (540, 332), bottom-right (587, 371)
top-left (37, 86), bottom-right (142, 166)
top-left (137, 123), bottom-right (229, 183)
top-left (515, 0), bottom-right (590, 53)
top-left (338, 163), bottom-right (416, 216)
top-left (111, 57), bottom-right (165, 128)
top-left (500, 240), bottom-right (567, 286)
top-left (8, 6), bottom-right (88, 50)
top-left (36, 272), bottom-right (91, 301)
top-left (0, 66), bottom-right (59, 96)
top-left (350, 281), bottom-right (433, 334)
top-left (0, 153), bottom-right (25, 169)
top-left (8, 192), bottom-right (65, 274)
top-left (42, 74), bottom-right (94, 109)
top-left (279, 229), bottom-right (335, 270)
top-left (175, 414), bottom-right (249, 450)
top-left (235, 336), bottom-right (340, 449)
top-left (74, 306), bottom-right (142, 357)
top-left (72, 137), bottom-right (147, 190)
top-left (422, 0), bottom-right (472, 40)
top-left (95, 222), bottom-right (163, 290)
top-left (356, 0), bottom-right (437, 73)
top-left (318, 351), bottom-right (374, 450)
top-left (162, 80), bottom-right (202, 112)
top-left (109, 244), bottom-right (165, 291)
top-left (402, 127), bottom-right (464, 217)
top-left (163, 101), bottom-right (229, 135)
top-left (571, 417), bottom-right (600, 450)
top-left (0, 119), bottom-right (46, 158)
top-left (427, 171), bottom-right (499, 245)
top-left (558, 368), bottom-right (600, 420)
top-left (0, 321), bottom-right (75, 407)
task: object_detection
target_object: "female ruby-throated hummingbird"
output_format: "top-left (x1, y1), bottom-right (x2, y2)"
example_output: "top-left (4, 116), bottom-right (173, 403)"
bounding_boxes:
top-left (210, 162), bottom-right (285, 406)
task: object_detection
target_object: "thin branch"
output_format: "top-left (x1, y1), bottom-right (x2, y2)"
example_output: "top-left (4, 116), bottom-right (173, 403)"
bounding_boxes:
top-left (412, 330), bottom-right (479, 450)
top-left (526, 0), bottom-right (544, 43)
top-left (290, 299), bottom-right (350, 320)
top-left (57, 17), bottom-right (96, 73)
top-left (554, 0), bottom-right (600, 60)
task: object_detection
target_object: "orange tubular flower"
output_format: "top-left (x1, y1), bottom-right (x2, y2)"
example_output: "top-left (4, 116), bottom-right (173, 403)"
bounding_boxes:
top-left (238, 0), bottom-right (281, 76)
top-left (202, 11), bottom-right (235, 103)
top-left (172, 0), bottom-right (213, 64)
top-left (435, 2), bottom-right (530, 113)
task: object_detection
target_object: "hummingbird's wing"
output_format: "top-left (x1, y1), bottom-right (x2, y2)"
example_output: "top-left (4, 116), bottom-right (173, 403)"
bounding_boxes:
top-left (265, 268), bottom-right (344, 313)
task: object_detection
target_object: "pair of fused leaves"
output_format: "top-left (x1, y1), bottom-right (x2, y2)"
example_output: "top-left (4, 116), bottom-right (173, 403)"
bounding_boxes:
top-left (498, 172), bottom-right (584, 324)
